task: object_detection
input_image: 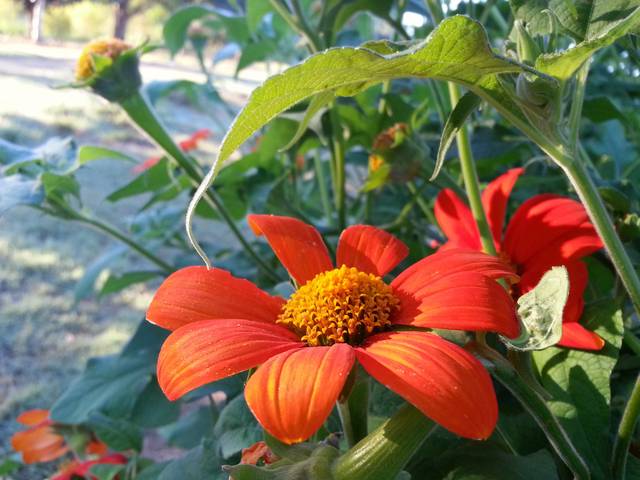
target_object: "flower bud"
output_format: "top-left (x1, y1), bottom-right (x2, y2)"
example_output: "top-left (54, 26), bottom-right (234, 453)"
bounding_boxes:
top-left (75, 38), bottom-right (142, 103)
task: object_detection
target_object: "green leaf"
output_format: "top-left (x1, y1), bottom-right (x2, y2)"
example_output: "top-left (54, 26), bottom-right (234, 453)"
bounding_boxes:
top-left (130, 378), bottom-right (181, 428)
top-left (158, 438), bottom-right (224, 480)
top-left (535, 5), bottom-right (640, 81)
top-left (0, 457), bottom-right (21, 475)
top-left (159, 406), bottom-right (216, 449)
top-left (163, 5), bottom-right (217, 55)
top-left (280, 91), bottom-right (334, 152)
top-left (107, 157), bottom-right (173, 202)
top-left (100, 271), bottom-right (160, 297)
top-left (41, 171), bottom-right (80, 203)
top-left (0, 175), bottom-right (44, 214)
top-left (50, 354), bottom-right (154, 424)
top-left (246, 0), bottom-right (274, 33)
top-left (532, 303), bottom-right (624, 480)
top-left (77, 146), bottom-right (137, 165)
top-left (209, 15), bottom-right (532, 179)
top-left (74, 245), bottom-right (127, 302)
top-left (88, 411), bottom-right (143, 452)
top-left (89, 464), bottom-right (126, 480)
top-left (433, 91), bottom-right (481, 181)
top-left (503, 266), bottom-right (568, 351)
top-left (214, 395), bottom-right (262, 458)
top-left (225, 444), bottom-right (340, 480)
top-left (0, 137), bottom-right (77, 174)
top-left (120, 319), bottom-right (169, 359)
top-left (438, 445), bottom-right (558, 479)
top-left (332, 0), bottom-right (394, 34)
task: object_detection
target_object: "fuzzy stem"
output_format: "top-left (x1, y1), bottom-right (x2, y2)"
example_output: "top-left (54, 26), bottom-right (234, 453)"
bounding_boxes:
top-left (612, 375), bottom-right (640, 480)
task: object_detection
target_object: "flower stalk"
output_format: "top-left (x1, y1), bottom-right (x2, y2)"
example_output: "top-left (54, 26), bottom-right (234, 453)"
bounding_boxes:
top-left (612, 374), bottom-right (640, 480)
top-left (333, 404), bottom-right (436, 480)
top-left (119, 92), bottom-right (281, 282)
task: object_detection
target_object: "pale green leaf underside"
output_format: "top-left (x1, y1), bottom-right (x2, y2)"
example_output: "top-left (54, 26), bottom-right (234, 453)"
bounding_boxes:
top-left (536, 6), bottom-right (640, 80)
top-left (503, 266), bottom-right (568, 351)
top-left (212, 15), bottom-right (531, 178)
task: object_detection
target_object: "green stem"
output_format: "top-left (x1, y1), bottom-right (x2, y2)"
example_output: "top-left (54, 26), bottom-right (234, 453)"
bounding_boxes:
top-left (120, 92), bottom-right (280, 282)
top-left (314, 152), bottom-right (333, 226)
top-left (269, 0), bottom-right (320, 52)
top-left (290, 0), bottom-right (323, 51)
top-left (334, 404), bottom-right (436, 480)
top-left (612, 375), bottom-right (640, 480)
top-left (330, 107), bottom-right (347, 230)
top-left (406, 181), bottom-right (438, 226)
top-left (337, 400), bottom-right (356, 449)
top-left (447, 83), bottom-right (497, 256)
top-left (346, 373), bottom-right (369, 444)
top-left (568, 62), bottom-right (590, 153)
top-left (474, 345), bottom-right (591, 480)
top-left (79, 215), bottom-right (174, 274)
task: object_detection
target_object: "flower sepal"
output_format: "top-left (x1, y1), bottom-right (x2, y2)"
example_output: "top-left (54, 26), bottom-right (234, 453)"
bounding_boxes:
top-left (501, 266), bottom-right (569, 351)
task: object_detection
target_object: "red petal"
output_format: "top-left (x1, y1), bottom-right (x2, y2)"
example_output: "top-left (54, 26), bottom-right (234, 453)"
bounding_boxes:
top-left (392, 249), bottom-right (517, 294)
top-left (481, 168), bottom-right (524, 248)
top-left (157, 319), bottom-right (302, 400)
top-left (248, 214), bottom-right (333, 285)
top-left (245, 344), bottom-right (355, 444)
top-left (336, 225), bottom-right (409, 276)
top-left (434, 189), bottom-right (481, 250)
top-left (503, 195), bottom-right (603, 270)
top-left (147, 266), bottom-right (284, 331)
top-left (16, 409), bottom-right (49, 426)
top-left (357, 331), bottom-right (498, 439)
top-left (393, 271), bottom-right (519, 338)
top-left (558, 322), bottom-right (605, 350)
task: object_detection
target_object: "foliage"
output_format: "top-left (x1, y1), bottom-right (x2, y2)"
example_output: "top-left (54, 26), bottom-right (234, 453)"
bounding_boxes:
top-left (3, 0), bottom-right (640, 479)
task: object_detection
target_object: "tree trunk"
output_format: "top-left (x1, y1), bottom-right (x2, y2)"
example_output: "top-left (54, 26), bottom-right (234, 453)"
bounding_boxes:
top-left (30, 0), bottom-right (46, 43)
top-left (114, 0), bottom-right (129, 39)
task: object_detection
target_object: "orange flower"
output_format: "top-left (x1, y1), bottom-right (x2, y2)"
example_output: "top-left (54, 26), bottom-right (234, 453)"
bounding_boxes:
top-left (52, 454), bottom-right (127, 480)
top-left (132, 129), bottom-right (212, 173)
top-left (11, 409), bottom-right (68, 464)
top-left (148, 215), bottom-right (520, 444)
top-left (434, 168), bottom-right (605, 350)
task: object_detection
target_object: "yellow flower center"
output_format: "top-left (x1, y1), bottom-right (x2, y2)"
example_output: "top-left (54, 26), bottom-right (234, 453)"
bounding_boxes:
top-left (277, 265), bottom-right (399, 346)
top-left (75, 38), bottom-right (131, 80)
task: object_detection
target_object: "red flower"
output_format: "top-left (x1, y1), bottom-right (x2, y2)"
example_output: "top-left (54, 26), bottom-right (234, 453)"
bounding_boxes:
top-left (52, 454), bottom-right (127, 480)
top-left (240, 441), bottom-right (278, 465)
top-left (132, 128), bottom-right (212, 173)
top-left (11, 409), bottom-right (68, 464)
top-left (147, 215), bottom-right (519, 443)
top-left (434, 168), bottom-right (604, 350)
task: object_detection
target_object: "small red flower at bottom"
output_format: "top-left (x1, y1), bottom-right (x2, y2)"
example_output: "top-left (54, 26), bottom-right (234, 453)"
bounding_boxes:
top-left (11, 410), bottom-right (68, 464)
top-left (132, 128), bottom-right (212, 173)
top-left (52, 454), bottom-right (127, 480)
top-left (148, 215), bottom-right (519, 444)
top-left (434, 168), bottom-right (605, 350)
top-left (240, 441), bottom-right (278, 465)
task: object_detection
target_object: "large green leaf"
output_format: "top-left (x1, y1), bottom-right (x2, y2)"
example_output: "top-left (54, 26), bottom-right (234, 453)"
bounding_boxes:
top-left (163, 5), bottom-right (217, 55)
top-left (214, 395), bottom-right (262, 458)
top-left (532, 303), bottom-right (624, 480)
top-left (157, 439), bottom-right (224, 480)
top-left (209, 15), bottom-right (534, 179)
top-left (88, 411), bottom-right (143, 452)
top-left (159, 406), bottom-right (216, 449)
top-left (50, 354), bottom-right (153, 424)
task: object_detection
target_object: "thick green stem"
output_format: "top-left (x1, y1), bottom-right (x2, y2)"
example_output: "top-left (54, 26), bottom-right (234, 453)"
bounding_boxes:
top-left (612, 375), bottom-right (640, 480)
top-left (474, 345), bottom-right (591, 480)
top-left (346, 373), bottom-right (369, 445)
top-left (334, 404), bottom-right (436, 480)
top-left (313, 152), bottom-right (333, 225)
top-left (330, 107), bottom-right (347, 230)
top-left (568, 62), bottom-right (590, 153)
top-left (119, 92), bottom-right (280, 282)
top-left (447, 83), bottom-right (497, 256)
top-left (336, 400), bottom-right (356, 449)
top-left (624, 331), bottom-right (640, 356)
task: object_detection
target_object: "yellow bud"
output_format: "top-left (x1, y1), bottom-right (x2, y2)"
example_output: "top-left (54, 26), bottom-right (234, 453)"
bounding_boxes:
top-left (76, 38), bottom-right (131, 81)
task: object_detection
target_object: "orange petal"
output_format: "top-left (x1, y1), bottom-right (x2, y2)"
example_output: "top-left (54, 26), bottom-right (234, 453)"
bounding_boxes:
top-left (86, 439), bottom-right (108, 456)
top-left (22, 442), bottom-right (69, 464)
top-left (245, 344), bottom-right (355, 444)
top-left (357, 331), bottom-right (498, 439)
top-left (393, 271), bottom-right (519, 338)
top-left (558, 322), bottom-right (605, 350)
top-left (248, 214), bottom-right (333, 285)
top-left (158, 319), bottom-right (303, 400)
top-left (336, 225), bottom-right (409, 276)
top-left (434, 189), bottom-right (481, 250)
top-left (16, 409), bottom-right (49, 426)
top-left (481, 168), bottom-right (524, 248)
top-left (392, 248), bottom-right (517, 295)
top-left (147, 266), bottom-right (285, 331)
top-left (503, 194), bottom-right (603, 270)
